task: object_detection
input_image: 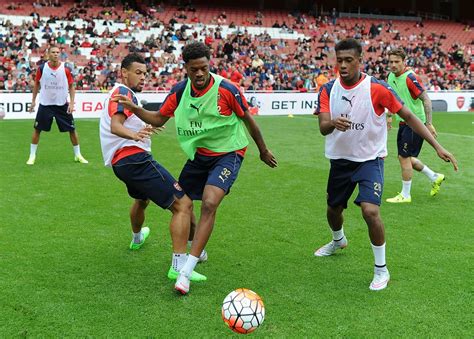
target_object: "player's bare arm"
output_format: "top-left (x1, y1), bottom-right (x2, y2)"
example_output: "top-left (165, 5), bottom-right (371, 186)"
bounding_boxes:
top-left (318, 112), bottom-right (352, 135)
top-left (242, 110), bottom-right (277, 168)
top-left (30, 81), bottom-right (40, 113)
top-left (419, 91), bottom-right (437, 137)
top-left (68, 83), bottom-right (75, 114)
top-left (110, 113), bottom-right (153, 142)
top-left (397, 105), bottom-right (458, 170)
top-left (112, 94), bottom-right (170, 127)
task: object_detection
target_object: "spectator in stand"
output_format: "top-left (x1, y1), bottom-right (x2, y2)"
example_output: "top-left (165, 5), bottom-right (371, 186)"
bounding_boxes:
top-left (16, 57), bottom-right (29, 71)
top-left (229, 65), bottom-right (244, 86)
top-left (70, 36), bottom-right (80, 48)
top-left (273, 78), bottom-right (284, 90)
top-left (81, 37), bottom-right (92, 48)
top-left (12, 78), bottom-right (25, 92)
top-left (59, 47), bottom-right (68, 61)
top-left (247, 79), bottom-right (260, 91)
top-left (54, 31), bottom-right (65, 45)
top-left (5, 73), bottom-right (15, 90)
top-left (204, 34), bottom-right (214, 47)
top-left (71, 46), bottom-right (81, 56)
top-left (251, 55), bottom-right (264, 70)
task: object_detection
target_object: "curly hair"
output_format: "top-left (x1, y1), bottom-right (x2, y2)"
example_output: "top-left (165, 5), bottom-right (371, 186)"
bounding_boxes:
top-left (121, 53), bottom-right (146, 69)
top-left (182, 42), bottom-right (211, 63)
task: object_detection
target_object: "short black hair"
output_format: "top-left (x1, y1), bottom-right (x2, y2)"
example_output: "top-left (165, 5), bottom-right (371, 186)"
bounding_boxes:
top-left (182, 42), bottom-right (211, 63)
top-left (335, 38), bottom-right (362, 56)
top-left (121, 53), bottom-right (146, 69)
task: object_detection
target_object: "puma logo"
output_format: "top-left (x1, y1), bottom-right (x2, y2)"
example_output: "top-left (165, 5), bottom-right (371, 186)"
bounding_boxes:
top-left (341, 95), bottom-right (355, 107)
top-left (190, 103), bottom-right (202, 114)
top-left (341, 95), bottom-right (355, 108)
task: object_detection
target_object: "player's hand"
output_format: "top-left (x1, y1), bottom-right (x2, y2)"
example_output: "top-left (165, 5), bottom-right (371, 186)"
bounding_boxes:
top-left (426, 123), bottom-right (438, 138)
top-left (146, 124), bottom-right (165, 135)
top-left (133, 127), bottom-right (154, 142)
top-left (436, 147), bottom-right (458, 171)
top-left (333, 117), bottom-right (351, 132)
top-left (387, 116), bottom-right (392, 130)
top-left (260, 149), bottom-right (277, 168)
top-left (29, 100), bottom-right (36, 113)
top-left (112, 94), bottom-right (139, 112)
top-left (67, 101), bottom-right (74, 114)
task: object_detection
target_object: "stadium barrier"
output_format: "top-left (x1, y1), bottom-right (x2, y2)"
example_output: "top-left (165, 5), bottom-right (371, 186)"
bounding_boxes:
top-left (0, 91), bottom-right (472, 120)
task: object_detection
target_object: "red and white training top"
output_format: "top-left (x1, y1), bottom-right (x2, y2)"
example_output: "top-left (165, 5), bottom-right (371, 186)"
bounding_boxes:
top-left (99, 83), bottom-right (151, 167)
top-left (36, 61), bottom-right (74, 106)
top-left (315, 74), bottom-right (403, 162)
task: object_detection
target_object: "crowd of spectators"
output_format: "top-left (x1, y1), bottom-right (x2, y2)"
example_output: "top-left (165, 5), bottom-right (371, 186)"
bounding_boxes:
top-left (0, 0), bottom-right (472, 94)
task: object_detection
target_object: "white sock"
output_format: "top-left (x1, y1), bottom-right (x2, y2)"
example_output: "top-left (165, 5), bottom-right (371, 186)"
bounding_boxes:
top-left (172, 253), bottom-right (188, 271)
top-left (73, 145), bottom-right (81, 156)
top-left (401, 180), bottom-right (412, 198)
top-left (30, 144), bottom-right (38, 157)
top-left (132, 231), bottom-right (143, 244)
top-left (180, 254), bottom-right (199, 277)
top-left (421, 165), bottom-right (437, 181)
top-left (188, 240), bottom-right (206, 257)
top-left (371, 242), bottom-right (386, 268)
top-left (332, 227), bottom-right (345, 242)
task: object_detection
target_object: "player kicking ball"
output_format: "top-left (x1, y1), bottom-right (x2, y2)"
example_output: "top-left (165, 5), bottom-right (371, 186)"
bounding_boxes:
top-left (112, 43), bottom-right (277, 295)
top-left (100, 53), bottom-right (205, 283)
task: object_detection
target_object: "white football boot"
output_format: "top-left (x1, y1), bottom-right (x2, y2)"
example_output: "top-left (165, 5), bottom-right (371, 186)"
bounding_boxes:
top-left (198, 249), bottom-right (208, 263)
top-left (314, 237), bottom-right (348, 256)
top-left (26, 155), bottom-right (36, 165)
top-left (369, 267), bottom-right (390, 291)
top-left (175, 272), bottom-right (190, 295)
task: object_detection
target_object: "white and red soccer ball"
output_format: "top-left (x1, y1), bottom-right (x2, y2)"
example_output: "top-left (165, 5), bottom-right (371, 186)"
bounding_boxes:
top-left (221, 288), bottom-right (265, 334)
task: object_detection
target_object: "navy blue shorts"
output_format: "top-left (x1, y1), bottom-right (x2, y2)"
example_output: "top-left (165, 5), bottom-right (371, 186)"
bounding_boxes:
top-left (397, 123), bottom-right (424, 158)
top-left (112, 152), bottom-right (185, 209)
top-left (327, 158), bottom-right (384, 208)
top-left (34, 104), bottom-right (75, 132)
top-left (179, 152), bottom-right (244, 200)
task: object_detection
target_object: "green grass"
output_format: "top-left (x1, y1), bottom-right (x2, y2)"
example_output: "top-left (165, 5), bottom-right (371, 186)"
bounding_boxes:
top-left (0, 112), bottom-right (473, 337)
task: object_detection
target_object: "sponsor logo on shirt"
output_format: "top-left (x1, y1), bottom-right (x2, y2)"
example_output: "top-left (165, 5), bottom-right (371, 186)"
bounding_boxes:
top-left (189, 103), bottom-right (202, 114)
top-left (341, 95), bottom-right (355, 107)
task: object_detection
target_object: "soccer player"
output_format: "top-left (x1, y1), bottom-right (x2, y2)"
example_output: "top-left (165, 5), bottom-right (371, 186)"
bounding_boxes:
top-left (386, 48), bottom-right (446, 202)
top-left (313, 39), bottom-right (457, 291)
top-left (99, 53), bottom-right (205, 282)
top-left (27, 45), bottom-right (88, 165)
top-left (113, 42), bottom-right (277, 295)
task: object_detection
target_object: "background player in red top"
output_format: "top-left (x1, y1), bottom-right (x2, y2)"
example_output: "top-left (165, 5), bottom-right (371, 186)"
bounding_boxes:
top-left (27, 45), bottom-right (88, 165)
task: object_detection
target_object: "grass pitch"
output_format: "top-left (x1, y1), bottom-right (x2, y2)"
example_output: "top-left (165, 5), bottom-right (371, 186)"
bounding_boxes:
top-left (0, 112), bottom-right (472, 337)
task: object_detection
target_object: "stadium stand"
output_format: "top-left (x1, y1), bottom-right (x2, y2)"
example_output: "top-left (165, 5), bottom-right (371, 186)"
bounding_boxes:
top-left (0, 0), bottom-right (472, 93)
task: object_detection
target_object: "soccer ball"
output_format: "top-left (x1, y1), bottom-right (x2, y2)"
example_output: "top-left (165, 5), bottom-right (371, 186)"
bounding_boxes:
top-left (221, 288), bottom-right (265, 334)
